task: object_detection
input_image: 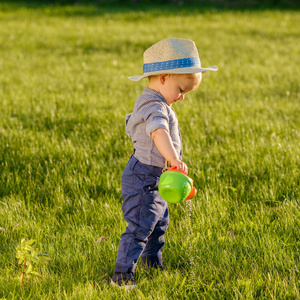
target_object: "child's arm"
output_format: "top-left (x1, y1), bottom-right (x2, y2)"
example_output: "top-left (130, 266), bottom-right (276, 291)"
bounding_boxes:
top-left (151, 128), bottom-right (188, 174)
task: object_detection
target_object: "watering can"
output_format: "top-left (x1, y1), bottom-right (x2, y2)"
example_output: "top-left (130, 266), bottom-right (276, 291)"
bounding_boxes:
top-left (158, 166), bottom-right (197, 203)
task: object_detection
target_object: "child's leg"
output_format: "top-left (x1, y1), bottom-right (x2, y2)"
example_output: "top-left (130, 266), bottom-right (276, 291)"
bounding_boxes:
top-left (141, 206), bottom-right (169, 268)
top-left (114, 156), bottom-right (166, 274)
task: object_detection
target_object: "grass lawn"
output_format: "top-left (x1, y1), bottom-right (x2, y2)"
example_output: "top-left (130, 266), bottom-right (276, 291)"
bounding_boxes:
top-left (0, 1), bottom-right (299, 299)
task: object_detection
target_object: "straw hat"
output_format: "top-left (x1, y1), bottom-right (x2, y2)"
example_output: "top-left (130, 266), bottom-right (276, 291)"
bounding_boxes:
top-left (129, 38), bottom-right (218, 81)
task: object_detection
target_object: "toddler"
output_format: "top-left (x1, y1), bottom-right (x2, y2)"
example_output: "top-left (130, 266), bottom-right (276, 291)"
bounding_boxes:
top-left (111, 38), bottom-right (217, 289)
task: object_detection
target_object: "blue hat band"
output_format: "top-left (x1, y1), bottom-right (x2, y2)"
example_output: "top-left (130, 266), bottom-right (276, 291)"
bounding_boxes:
top-left (143, 57), bottom-right (200, 73)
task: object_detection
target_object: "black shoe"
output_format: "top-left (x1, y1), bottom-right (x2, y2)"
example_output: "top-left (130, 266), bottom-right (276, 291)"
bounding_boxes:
top-left (111, 272), bottom-right (137, 290)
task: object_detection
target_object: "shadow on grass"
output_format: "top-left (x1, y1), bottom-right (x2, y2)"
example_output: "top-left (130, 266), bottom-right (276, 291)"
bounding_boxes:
top-left (1, 0), bottom-right (299, 17)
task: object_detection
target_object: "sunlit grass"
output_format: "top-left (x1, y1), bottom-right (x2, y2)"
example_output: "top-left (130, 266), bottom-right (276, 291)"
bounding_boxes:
top-left (0, 1), bottom-right (299, 299)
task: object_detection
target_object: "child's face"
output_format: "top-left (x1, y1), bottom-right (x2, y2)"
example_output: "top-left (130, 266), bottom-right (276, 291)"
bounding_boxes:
top-left (160, 73), bottom-right (202, 106)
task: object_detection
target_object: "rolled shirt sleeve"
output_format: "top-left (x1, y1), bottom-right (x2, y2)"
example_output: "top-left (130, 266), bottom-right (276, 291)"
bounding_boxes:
top-left (142, 102), bottom-right (169, 136)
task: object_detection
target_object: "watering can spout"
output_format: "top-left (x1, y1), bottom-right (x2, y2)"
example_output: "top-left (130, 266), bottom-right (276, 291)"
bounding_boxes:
top-left (186, 186), bottom-right (197, 199)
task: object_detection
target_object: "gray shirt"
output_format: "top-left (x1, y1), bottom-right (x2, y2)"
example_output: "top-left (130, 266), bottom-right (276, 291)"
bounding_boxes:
top-left (125, 88), bottom-right (182, 168)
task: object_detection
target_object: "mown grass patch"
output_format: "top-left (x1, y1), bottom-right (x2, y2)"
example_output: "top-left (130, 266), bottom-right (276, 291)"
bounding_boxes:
top-left (0, 2), bottom-right (299, 299)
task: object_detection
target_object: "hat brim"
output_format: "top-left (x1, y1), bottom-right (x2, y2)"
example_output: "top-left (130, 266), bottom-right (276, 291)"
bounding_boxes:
top-left (129, 65), bottom-right (218, 81)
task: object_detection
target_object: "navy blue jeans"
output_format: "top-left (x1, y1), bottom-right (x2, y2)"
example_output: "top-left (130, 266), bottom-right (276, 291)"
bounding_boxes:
top-left (114, 155), bottom-right (169, 274)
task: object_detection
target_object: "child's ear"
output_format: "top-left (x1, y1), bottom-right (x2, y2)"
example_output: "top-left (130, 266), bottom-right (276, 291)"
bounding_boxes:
top-left (159, 74), bottom-right (169, 85)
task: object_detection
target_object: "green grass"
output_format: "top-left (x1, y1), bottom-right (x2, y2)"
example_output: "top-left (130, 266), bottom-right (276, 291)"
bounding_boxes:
top-left (0, 1), bottom-right (300, 299)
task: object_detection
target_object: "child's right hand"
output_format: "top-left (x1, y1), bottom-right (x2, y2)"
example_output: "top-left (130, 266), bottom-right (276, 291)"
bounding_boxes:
top-left (170, 159), bottom-right (188, 174)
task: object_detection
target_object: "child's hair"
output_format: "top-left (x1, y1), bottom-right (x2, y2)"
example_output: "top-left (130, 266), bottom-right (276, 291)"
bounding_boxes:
top-left (148, 72), bottom-right (202, 87)
top-left (172, 72), bottom-right (202, 82)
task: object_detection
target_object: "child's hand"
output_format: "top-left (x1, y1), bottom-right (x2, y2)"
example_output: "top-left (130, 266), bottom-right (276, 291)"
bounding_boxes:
top-left (170, 159), bottom-right (188, 174)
